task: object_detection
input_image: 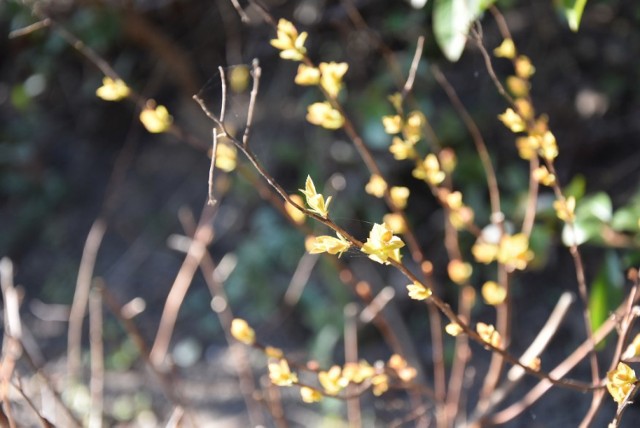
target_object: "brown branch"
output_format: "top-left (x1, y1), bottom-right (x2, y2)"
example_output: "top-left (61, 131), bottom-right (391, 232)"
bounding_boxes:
top-left (89, 285), bottom-right (104, 428)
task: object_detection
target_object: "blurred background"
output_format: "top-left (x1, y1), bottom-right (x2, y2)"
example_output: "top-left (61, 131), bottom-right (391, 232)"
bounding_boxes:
top-left (2, 0), bottom-right (640, 426)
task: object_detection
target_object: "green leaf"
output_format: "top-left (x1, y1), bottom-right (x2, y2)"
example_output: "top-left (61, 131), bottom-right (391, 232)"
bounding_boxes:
top-left (575, 192), bottom-right (612, 223)
top-left (563, 174), bottom-right (586, 200)
top-left (589, 251), bottom-right (623, 344)
top-left (611, 207), bottom-right (640, 232)
top-left (433, 0), bottom-right (494, 62)
top-left (561, 0), bottom-right (589, 32)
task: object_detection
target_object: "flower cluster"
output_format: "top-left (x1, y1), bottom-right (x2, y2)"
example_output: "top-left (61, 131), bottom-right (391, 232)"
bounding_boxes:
top-left (299, 175), bottom-right (332, 218)
top-left (139, 101), bottom-right (172, 134)
top-left (606, 362), bottom-right (637, 404)
top-left (494, 39), bottom-right (558, 163)
top-left (437, 189), bottom-right (474, 230)
top-left (96, 77), bottom-right (130, 101)
top-left (472, 232), bottom-right (534, 272)
top-left (230, 318), bottom-right (255, 345)
top-left (361, 222), bottom-right (405, 264)
top-left (268, 359), bottom-right (299, 386)
top-left (476, 322), bottom-right (503, 349)
top-left (306, 233), bottom-right (351, 257)
top-left (406, 281), bottom-right (432, 301)
top-left (270, 19), bottom-right (308, 61)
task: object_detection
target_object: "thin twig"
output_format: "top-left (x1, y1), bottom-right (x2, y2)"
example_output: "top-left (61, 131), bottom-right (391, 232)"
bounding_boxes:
top-left (344, 303), bottom-right (362, 428)
top-left (89, 285), bottom-right (104, 428)
top-left (208, 128), bottom-right (219, 205)
top-left (8, 18), bottom-right (51, 38)
top-left (242, 59), bottom-right (261, 147)
top-left (67, 219), bottom-right (107, 382)
top-left (177, 207), bottom-right (265, 426)
top-left (402, 36), bottom-right (425, 99)
top-left (149, 205), bottom-right (217, 367)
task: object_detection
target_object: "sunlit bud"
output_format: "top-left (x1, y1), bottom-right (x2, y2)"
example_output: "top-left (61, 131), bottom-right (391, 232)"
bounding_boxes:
top-left (532, 166), bottom-right (556, 186)
top-left (481, 281), bottom-right (507, 305)
top-left (319, 62), bottom-right (349, 98)
top-left (494, 38), bottom-right (516, 59)
top-left (96, 77), bottom-right (130, 101)
top-left (140, 102), bottom-right (172, 133)
top-left (382, 115), bottom-right (403, 134)
top-left (306, 102), bottom-right (344, 129)
top-left (515, 55), bottom-right (536, 79)
top-left (406, 281), bottom-right (432, 301)
top-left (390, 186), bottom-right (410, 209)
top-left (448, 259), bottom-right (473, 285)
top-left (506, 76), bottom-right (529, 98)
top-left (365, 174), bottom-right (388, 198)
top-left (498, 108), bottom-right (526, 133)
top-left (476, 322), bottom-right (503, 349)
top-left (295, 64), bottom-right (320, 86)
top-left (230, 318), bottom-right (255, 345)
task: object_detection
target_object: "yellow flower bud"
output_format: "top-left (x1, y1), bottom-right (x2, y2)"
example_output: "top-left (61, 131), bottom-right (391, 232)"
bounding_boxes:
top-left (294, 64), bottom-right (320, 86)
top-left (319, 62), bottom-right (348, 98)
top-left (382, 115), bottom-right (403, 134)
top-left (390, 186), bottom-right (410, 209)
top-left (306, 102), bottom-right (344, 129)
top-left (406, 281), bottom-right (432, 301)
top-left (448, 259), bottom-right (473, 285)
top-left (300, 386), bottom-right (322, 403)
top-left (96, 77), bottom-right (130, 101)
top-left (476, 322), bottom-right (502, 349)
top-left (481, 281), bottom-right (507, 306)
top-left (498, 108), bottom-right (526, 133)
top-left (139, 102), bottom-right (172, 133)
top-left (494, 38), bottom-right (516, 59)
top-left (285, 194), bottom-right (306, 225)
top-left (445, 322), bottom-right (464, 337)
top-left (230, 318), bottom-right (255, 345)
top-left (515, 55), bottom-right (535, 79)
top-left (365, 174), bottom-right (388, 198)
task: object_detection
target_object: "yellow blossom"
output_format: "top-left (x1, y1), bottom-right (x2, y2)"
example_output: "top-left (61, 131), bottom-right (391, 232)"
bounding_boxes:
top-left (230, 318), bottom-right (255, 345)
top-left (554, 196), bottom-right (576, 223)
top-left (319, 62), bottom-right (348, 98)
top-left (450, 206), bottom-right (474, 230)
top-left (515, 98), bottom-right (534, 121)
top-left (403, 111), bottom-right (425, 143)
top-left (371, 373), bottom-right (389, 396)
top-left (498, 108), bottom-right (526, 133)
top-left (497, 233), bottom-right (534, 272)
top-left (294, 64), bottom-right (320, 86)
top-left (285, 194), bottom-right (306, 225)
top-left (300, 175), bottom-right (332, 218)
top-left (389, 137), bottom-right (417, 160)
top-left (270, 19), bottom-right (308, 61)
top-left (525, 357), bottom-right (541, 371)
top-left (388, 354), bottom-right (417, 382)
top-left (265, 346), bottom-right (284, 359)
top-left (383, 213), bottom-right (406, 234)
top-left (494, 38), bottom-right (516, 59)
top-left (342, 361), bottom-right (375, 384)
top-left (139, 102), bottom-right (172, 133)
top-left (307, 234), bottom-right (351, 257)
top-left (306, 102), bottom-right (344, 129)
top-left (365, 174), bottom-right (388, 198)
top-left (516, 136), bottom-right (540, 160)
top-left (448, 259), bottom-right (473, 285)
top-left (472, 240), bottom-right (499, 264)
top-left (607, 362), bottom-right (637, 404)
top-left (532, 166), bottom-right (556, 186)
top-left (361, 222), bottom-right (405, 264)
top-left (300, 386), bottom-right (323, 403)
top-left (445, 322), bottom-right (464, 337)
top-left (481, 281), bottom-right (507, 306)
top-left (268, 359), bottom-right (298, 386)
top-left (413, 154), bottom-right (445, 185)
top-left (318, 365), bottom-right (348, 395)
top-left (515, 55), bottom-right (536, 79)
top-left (506, 76), bottom-right (529, 98)
top-left (622, 334), bottom-right (640, 360)
top-left (215, 142), bottom-right (237, 172)
top-left (476, 322), bottom-right (502, 349)
top-left (382, 115), bottom-right (403, 134)
top-left (390, 186), bottom-right (410, 209)
top-left (406, 281), bottom-right (432, 301)
top-left (96, 77), bottom-right (130, 101)
top-left (538, 130), bottom-right (558, 160)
